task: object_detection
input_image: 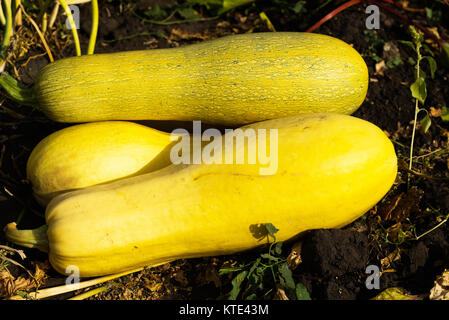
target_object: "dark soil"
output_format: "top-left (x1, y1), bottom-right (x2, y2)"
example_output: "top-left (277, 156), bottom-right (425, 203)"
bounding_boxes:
top-left (1, 0), bottom-right (449, 300)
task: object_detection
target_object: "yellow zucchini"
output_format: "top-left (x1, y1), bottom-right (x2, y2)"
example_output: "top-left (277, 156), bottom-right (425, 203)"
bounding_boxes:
top-left (3, 32), bottom-right (368, 125)
top-left (27, 121), bottom-right (175, 206)
top-left (5, 113), bottom-right (397, 277)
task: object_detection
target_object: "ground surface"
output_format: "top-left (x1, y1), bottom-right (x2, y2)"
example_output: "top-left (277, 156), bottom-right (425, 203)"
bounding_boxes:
top-left (1, 0), bottom-right (449, 300)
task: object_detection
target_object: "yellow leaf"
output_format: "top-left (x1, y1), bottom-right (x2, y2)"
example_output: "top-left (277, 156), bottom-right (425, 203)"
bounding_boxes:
top-left (372, 287), bottom-right (425, 300)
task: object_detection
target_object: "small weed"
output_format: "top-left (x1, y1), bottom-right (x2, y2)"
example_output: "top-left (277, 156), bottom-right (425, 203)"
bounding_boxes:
top-left (398, 26), bottom-right (437, 179)
top-left (271, 0), bottom-right (308, 15)
top-left (134, 0), bottom-right (255, 25)
top-left (219, 224), bottom-right (310, 300)
top-left (363, 29), bottom-right (385, 63)
top-left (425, 6), bottom-right (443, 26)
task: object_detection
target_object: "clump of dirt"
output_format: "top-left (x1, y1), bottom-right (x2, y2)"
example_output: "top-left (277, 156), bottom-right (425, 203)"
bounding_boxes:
top-left (294, 229), bottom-right (370, 300)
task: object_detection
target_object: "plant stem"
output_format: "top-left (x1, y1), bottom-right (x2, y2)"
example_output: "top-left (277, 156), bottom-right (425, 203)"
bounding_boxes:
top-left (3, 223), bottom-right (49, 253)
top-left (14, 0), bottom-right (21, 26)
top-left (306, 0), bottom-right (445, 48)
top-left (369, 0), bottom-right (443, 46)
top-left (413, 148), bottom-right (449, 160)
top-left (408, 35), bottom-right (422, 184)
top-left (58, 0), bottom-right (81, 56)
top-left (19, 3), bottom-right (54, 62)
top-left (0, 0), bottom-right (13, 70)
top-left (0, 1), bottom-right (6, 25)
top-left (415, 213), bottom-right (449, 240)
top-left (132, 9), bottom-right (219, 25)
top-left (409, 100), bottom-right (420, 171)
top-left (67, 285), bottom-right (108, 300)
top-left (48, 2), bottom-right (59, 29)
top-left (87, 0), bottom-right (98, 54)
top-left (0, 73), bottom-right (36, 105)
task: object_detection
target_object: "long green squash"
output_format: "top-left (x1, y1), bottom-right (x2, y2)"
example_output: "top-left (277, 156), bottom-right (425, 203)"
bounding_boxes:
top-left (1, 32), bottom-right (368, 125)
top-left (5, 113), bottom-right (397, 277)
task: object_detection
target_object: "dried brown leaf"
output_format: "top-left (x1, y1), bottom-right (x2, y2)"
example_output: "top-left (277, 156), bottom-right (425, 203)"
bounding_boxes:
top-left (0, 269), bottom-right (14, 297)
top-left (381, 248), bottom-right (401, 270)
top-left (0, 261), bottom-right (50, 298)
top-left (273, 286), bottom-right (289, 300)
top-left (429, 269), bottom-right (449, 300)
top-left (430, 107), bottom-right (442, 118)
top-left (169, 28), bottom-right (210, 41)
top-left (287, 241), bottom-right (303, 270)
top-left (374, 60), bottom-right (387, 76)
top-left (144, 279), bottom-right (163, 292)
top-left (383, 42), bottom-right (400, 61)
top-left (378, 187), bottom-right (423, 222)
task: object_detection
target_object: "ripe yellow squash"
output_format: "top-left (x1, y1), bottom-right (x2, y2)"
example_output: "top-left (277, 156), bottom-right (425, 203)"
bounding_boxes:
top-left (27, 121), bottom-right (175, 206)
top-left (6, 32), bottom-right (368, 125)
top-left (5, 113), bottom-right (397, 277)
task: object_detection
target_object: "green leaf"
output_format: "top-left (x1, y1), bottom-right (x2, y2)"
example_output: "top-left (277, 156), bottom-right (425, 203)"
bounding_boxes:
top-left (248, 267), bottom-right (265, 288)
top-left (440, 106), bottom-right (449, 122)
top-left (278, 262), bottom-right (295, 291)
top-left (264, 223), bottom-right (279, 242)
top-left (260, 253), bottom-right (280, 262)
top-left (292, 1), bottom-right (306, 14)
top-left (248, 258), bottom-right (261, 274)
top-left (218, 0), bottom-right (254, 15)
top-left (414, 67), bottom-right (426, 80)
top-left (245, 293), bottom-right (258, 300)
top-left (422, 43), bottom-right (435, 57)
top-left (144, 5), bottom-right (167, 20)
top-left (398, 40), bottom-right (415, 51)
top-left (228, 270), bottom-right (248, 300)
top-left (423, 56), bottom-right (437, 79)
top-left (425, 7), bottom-right (433, 20)
top-left (219, 263), bottom-right (247, 275)
top-left (419, 113), bottom-right (431, 134)
top-left (273, 242), bottom-right (283, 255)
top-left (372, 55), bottom-right (383, 63)
top-left (177, 7), bottom-right (201, 20)
top-left (295, 283), bottom-right (312, 300)
top-left (187, 0), bottom-right (222, 9)
top-left (410, 77), bottom-right (427, 105)
top-left (424, 7), bottom-right (442, 24)
top-left (247, 260), bottom-right (264, 285)
top-left (386, 56), bottom-right (403, 69)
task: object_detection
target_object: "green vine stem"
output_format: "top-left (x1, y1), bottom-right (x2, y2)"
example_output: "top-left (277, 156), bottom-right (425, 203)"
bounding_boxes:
top-left (415, 213), bottom-right (449, 240)
top-left (4, 222), bottom-right (49, 253)
top-left (87, 0), bottom-right (98, 54)
top-left (58, 0), bottom-right (81, 56)
top-left (408, 26), bottom-right (424, 186)
top-left (0, 0), bottom-right (6, 25)
top-left (14, 0), bottom-right (21, 26)
top-left (0, 73), bottom-right (36, 105)
top-left (0, 0), bottom-right (12, 70)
